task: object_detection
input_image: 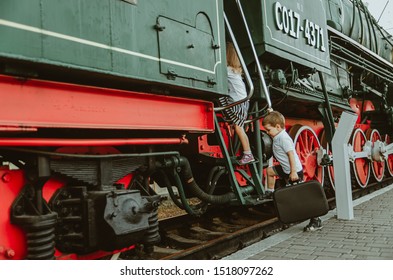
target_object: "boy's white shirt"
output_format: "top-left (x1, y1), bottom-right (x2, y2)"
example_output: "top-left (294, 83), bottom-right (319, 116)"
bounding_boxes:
top-left (270, 130), bottom-right (303, 174)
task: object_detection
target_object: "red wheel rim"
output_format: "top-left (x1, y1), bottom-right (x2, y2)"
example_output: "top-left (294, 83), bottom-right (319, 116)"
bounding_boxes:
top-left (385, 135), bottom-right (393, 177)
top-left (351, 128), bottom-right (370, 188)
top-left (366, 129), bottom-right (385, 182)
top-left (289, 125), bottom-right (324, 184)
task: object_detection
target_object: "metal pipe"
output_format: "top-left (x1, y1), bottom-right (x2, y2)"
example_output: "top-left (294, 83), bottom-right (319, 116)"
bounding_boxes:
top-left (215, 13), bottom-right (254, 112)
top-left (0, 147), bottom-right (180, 159)
top-left (235, 0), bottom-right (272, 109)
top-left (318, 71), bottom-right (336, 144)
top-left (253, 103), bottom-right (263, 178)
top-left (328, 26), bottom-right (393, 66)
top-left (171, 169), bottom-right (203, 217)
top-left (330, 51), bottom-right (393, 84)
top-left (158, 170), bottom-right (185, 210)
top-left (0, 137), bottom-right (189, 147)
top-left (330, 40), bottom-right (393, 80)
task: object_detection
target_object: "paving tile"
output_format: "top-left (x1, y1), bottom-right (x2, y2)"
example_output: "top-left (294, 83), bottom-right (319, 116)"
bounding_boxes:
top-left (224, 185), bottom-right (393, 260)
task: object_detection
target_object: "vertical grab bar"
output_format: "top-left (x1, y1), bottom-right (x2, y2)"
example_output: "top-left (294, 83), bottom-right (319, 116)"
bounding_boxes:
top-left (214, 13), bottom-right (254, 112)
top-left (235, 0), bottom-right (272, 109)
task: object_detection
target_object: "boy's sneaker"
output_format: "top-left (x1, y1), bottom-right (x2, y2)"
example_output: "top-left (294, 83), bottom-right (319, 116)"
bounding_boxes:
top-left (303, 217), bottom-right (322, 232)
top-left (239, 153), bottom-right (255, 165)
top-left (263, 190), bottom-right (274, 199)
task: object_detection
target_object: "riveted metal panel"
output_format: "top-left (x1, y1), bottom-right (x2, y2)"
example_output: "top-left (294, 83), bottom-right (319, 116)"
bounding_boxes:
top-left (261, 0), bottom-right (330, 72)
top-left (225, 0), bottom-right (330, 72)
top-left (157, 16), bottom-right (217, 84)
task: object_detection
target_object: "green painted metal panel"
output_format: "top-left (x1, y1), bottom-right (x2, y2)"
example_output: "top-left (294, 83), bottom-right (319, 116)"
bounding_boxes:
top-left (0, 0), bottom-right (226, 96)
top-left (0, 0), bottom-right (42, 58)
top-left (326, 0), bottom-right (393, 62)
top-left (225, 0), bottom-right (330, 73)
top-left (41, 0), bottom-right (112, 70)
top-left (262, 0), bottom-right (331, 72)
top-left (157, 15), bottom-right (217, 84)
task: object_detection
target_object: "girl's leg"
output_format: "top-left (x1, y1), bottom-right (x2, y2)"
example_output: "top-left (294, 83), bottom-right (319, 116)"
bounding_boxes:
top-left (235, 124), bottom-right (255, 164)
top-left (234, 124), bottom-right (250, 152)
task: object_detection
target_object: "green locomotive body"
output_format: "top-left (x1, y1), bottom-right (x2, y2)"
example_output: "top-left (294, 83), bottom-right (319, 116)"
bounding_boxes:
top-left (325, 0), bottom-right (393, 63)
top-left (225, 0), bottom-right (331, 73)
top-left (0, 0), bottom-right (227, 97)
top-left (1, 0), bottom-right (393, 260)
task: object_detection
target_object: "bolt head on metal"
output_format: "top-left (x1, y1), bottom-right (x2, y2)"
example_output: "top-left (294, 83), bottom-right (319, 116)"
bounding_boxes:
top-left (5, 249), bottom-right (15, 259)
top-left (2, 173), bottom-right (11, 183)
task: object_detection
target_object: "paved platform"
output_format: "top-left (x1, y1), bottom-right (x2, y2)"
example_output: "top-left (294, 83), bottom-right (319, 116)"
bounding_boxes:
top-left (224, 184), bottom-right (393, 260)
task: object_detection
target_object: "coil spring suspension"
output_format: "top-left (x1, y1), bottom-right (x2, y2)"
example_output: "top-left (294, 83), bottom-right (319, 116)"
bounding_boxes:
top-left (142, 195), bottom-right (161, 254)
top-left (21, 214), bottom-right (57, 259)
top-left (11, 181), bottom-right (58, 260)
top-left (145, 211), bottom-right (160, 244)
top-left (142, 211), bottom-right (160, 255)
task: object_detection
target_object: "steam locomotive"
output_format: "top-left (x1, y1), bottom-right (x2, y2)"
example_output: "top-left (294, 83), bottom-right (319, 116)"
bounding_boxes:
top-left (1, 0), bottom-right (392, 260)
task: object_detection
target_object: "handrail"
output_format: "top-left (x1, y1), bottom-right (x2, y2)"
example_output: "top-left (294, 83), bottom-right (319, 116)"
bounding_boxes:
top-left (235, 0), bottom-right (272, 109)
top-left (214, 13), bottom-right (254, 112)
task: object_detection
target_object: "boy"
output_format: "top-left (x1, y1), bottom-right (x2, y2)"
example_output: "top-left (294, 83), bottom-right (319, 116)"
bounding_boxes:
top-left (262, 111), bottom-right (322, 231)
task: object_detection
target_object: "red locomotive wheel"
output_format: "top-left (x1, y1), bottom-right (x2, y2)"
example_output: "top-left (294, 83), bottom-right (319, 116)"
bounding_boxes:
top-left (351, 128), bottom-right (370, 188)
top-left (385, 135), bottom-right (393, 177)
top-left (365, 129), bottom-right (385, 182)
top-left (288, 125), bottom-right (324, 184)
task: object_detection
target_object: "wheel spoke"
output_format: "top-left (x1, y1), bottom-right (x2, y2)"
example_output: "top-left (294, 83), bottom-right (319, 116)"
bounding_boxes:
top-left (351, 128), bottom-right (370, 188)
top-left (366, 129), bottom-right (385, 182)
top-left (384, 135), bottom-right (393, 177)
top-left (289, 125), bottom-right (324, 184)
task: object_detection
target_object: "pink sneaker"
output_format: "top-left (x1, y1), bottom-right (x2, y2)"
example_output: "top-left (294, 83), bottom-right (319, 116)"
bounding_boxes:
top-left (239, 153), bottom-right (255, 165)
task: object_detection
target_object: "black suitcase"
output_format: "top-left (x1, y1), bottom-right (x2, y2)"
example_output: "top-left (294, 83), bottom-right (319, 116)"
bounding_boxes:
top-left (273, 180), bottom-right (329, 224)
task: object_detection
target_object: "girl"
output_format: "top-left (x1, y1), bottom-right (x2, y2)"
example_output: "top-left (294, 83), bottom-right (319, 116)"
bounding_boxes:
top-left (219, 42), bottom-right (254, 165)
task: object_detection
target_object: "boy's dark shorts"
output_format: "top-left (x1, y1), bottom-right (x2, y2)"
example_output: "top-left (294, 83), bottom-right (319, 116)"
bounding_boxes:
top-left (272, 165), bottom-right (304, 183)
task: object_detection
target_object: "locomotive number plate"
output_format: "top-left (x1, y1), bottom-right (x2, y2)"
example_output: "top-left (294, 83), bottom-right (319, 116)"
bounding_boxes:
top-left (262, 0), bottom-right (330, 72)
top-left (273, 2), bottom-right (326, 52)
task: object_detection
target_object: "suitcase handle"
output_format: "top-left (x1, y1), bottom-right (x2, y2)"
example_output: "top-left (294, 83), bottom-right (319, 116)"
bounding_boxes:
top-left (287, 179), bottom-right (303, 186)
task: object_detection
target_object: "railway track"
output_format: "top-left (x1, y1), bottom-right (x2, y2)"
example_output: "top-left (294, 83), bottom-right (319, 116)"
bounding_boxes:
top-left (119, 203), bottom-right (280, 260)
top-left (117, 177), bottom-right (393, 260)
